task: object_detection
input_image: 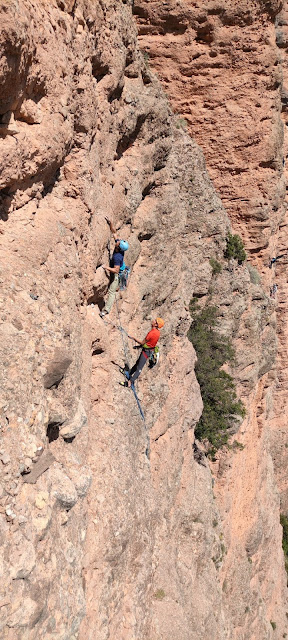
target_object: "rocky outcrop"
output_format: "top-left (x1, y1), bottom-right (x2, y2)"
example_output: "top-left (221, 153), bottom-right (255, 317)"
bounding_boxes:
top-left (0, 1), bottom-right (287, 639)
top-left (136, 0), bottom-right (288, 636)
top-left (134, 0), bottom-right (285, 254)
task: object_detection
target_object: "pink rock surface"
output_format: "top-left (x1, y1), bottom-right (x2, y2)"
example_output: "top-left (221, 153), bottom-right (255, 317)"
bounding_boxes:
top-left (0, 1), bottom-right (287, 639)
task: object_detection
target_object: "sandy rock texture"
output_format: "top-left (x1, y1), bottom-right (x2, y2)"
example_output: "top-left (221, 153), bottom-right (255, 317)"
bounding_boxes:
top-left (0, 0), bottom-right (287, 639)
top-left (136, 1), bottom-right (288, 636)
top-left (135, 0), bottom-right (285, 255)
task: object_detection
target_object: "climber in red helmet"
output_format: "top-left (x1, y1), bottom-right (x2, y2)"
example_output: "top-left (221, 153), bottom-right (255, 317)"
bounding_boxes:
top-left (121, 317), bottom-right (165, 387)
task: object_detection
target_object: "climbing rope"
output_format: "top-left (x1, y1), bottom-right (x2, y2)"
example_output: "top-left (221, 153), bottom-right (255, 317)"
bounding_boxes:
top-left (114, 295), bottom-right (150, 459)
top-left (115, 296), bottom-right (131, 369)
top-left (130, 383), bottom-right (150, 459)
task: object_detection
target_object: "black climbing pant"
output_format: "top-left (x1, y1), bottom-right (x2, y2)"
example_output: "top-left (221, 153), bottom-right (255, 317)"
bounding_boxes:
top-left (129, 349), bottom-right (152, 384)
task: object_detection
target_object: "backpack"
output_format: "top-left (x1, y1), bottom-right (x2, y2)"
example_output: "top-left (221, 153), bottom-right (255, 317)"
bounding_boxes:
top-left (119, 266), bottom-right (130, 291)
top-left (148, 345), bottom-right (160, 369)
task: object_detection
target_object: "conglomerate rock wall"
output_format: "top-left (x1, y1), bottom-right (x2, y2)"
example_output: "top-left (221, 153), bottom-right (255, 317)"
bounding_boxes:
top-left (0, 1), bottom-right (287, 639)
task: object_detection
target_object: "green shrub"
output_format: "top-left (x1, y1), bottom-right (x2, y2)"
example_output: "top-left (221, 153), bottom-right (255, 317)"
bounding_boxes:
top-left (280, 514), bottom-right (288, 580)
top-left (154, 589), bottom-right (165, 600)
top-left (271, 621), bottom-right (276, 631)
top-left (224, 232), bottom-right (246, 264)
top-left (210, 258), bottom-right (222, 275)
top-left (188, 300), bottom-right (245, 455)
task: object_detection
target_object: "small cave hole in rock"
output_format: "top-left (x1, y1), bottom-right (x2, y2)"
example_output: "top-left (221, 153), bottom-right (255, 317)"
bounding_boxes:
top-left (132, 4), bottom-right (149, 18)
top-left (91, 56), bottom-right (109, 81)
top-left (138, 231), bottom-right (154, 242)
top-left (195, 25), bottom-right (214, 44)
top-left (92, 347), bottom-right (105, 356)
top-left (161, 17), bottom-right (188, 35)
top-left (108, 84), bottom-right (124, 103)
top-left (47, 422), bottom-right (60, 443)
top-left (142, 182), bottom-right (156, 199)
top-left (64, 436), bottom-right (75, 444)
top-left (0, 186), bottom-right (11, 221)
top-left (42, 168), bottom-right (61, 196)
top-left (141, 70), bottom-right (152, 85)
top-left (87, 288), bottom-right (105, 308)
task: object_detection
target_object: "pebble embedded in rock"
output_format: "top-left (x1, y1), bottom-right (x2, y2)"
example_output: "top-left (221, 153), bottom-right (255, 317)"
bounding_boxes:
top-left (5, 507), bottom-right (16, 522)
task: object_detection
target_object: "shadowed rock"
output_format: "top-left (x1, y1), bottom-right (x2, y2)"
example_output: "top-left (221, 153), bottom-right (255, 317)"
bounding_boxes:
top-left (43, 348), bottom-right (72, 388)
top-left (23, 451), bottom-right (55, 484)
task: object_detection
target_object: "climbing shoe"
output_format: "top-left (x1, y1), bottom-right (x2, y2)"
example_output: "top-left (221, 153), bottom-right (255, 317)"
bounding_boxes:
top-left (99, 310), bottom-right (108, 318)
top-left (119, 380), bottom-right (128, 387)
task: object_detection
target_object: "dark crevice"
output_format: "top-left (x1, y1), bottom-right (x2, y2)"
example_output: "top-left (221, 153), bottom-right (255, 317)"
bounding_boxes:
top-left (87, 288), bottom-right (105, 307)
top-left (91, 56), bottom-right (110, 82)
top-left (46, 422), bottom-right (60, 443)
top-left (64, 436), bottom-right (75, 444)
top-left (0, 113), bottom-right (9, 125)
top-left (92, 347), bottom-right (104, 356)
top-left (141, 69), bottom-right (152, 85)
top-left (159, 21), bottom-right (188, 35)
top-left (259, 160), bottom-right (275, 169)
top-left (42, 168), bottom-right (61, 196)
top-left (116, 114), bottom-right (147, 159)
top-left (0, 187), bottom-right (11, 221)
top-left (259, 160), bottom-right (276, 169)
top-left (154, 152), bottom-right (169, 171)
top-left (87, 210), bottom-right (93, 226)
top-left (195, 25), bottom-right (214, 44)
top-left (193, 441), bottom-right (207, 467)
top-left (142, 181), bottom-right (156, 199)
top-left (207, 7), bottom-right (226, 16)
top-left (132, 4), bottom-right (149, 18)
top-left (108, 84), bottom-right (124, 103)
top-left (125, 50), bottom-right (134, 67)
top-left (138, 231), bottom-right (154, 242)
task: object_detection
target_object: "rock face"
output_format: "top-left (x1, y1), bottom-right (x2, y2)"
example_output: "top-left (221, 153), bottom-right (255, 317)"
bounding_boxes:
top-left (135, 0), bottom-right (284, 253)
top-left (0, 1), bottom-right (287, 639)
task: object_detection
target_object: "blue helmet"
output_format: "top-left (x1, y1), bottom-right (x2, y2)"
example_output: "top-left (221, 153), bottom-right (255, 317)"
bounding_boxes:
top-left (119, 240), bottom-right (129, 251)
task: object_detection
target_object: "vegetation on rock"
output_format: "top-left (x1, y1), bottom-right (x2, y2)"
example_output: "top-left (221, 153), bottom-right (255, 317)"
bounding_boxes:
top-left (188, 300), bottom-right (246, 455)
top-left (280, 513), bottom-right (288, 581)
top-left (209, 257), bottom-right (222, 275)
top-left (224, 232), bottom-right (246, 264)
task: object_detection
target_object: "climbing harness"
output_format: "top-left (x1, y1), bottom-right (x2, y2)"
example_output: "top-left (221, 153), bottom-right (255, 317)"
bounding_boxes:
top-left (119, 266), bottom-right (130, 291)
top-left (148, 345), bottom-right (160, 369)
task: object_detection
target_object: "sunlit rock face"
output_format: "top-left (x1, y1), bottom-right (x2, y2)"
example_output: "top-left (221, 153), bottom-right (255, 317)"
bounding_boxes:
top-left (0, 1), bottom-right (287, 639)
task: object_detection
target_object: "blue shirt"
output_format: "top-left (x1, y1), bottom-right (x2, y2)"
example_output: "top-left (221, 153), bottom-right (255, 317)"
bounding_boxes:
top-left (112, 250), bottom-right (125, 271)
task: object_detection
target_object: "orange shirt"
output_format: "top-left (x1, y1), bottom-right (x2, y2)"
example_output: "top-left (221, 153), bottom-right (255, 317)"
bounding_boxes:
top-left (144, 328), bottom-right (160, 349)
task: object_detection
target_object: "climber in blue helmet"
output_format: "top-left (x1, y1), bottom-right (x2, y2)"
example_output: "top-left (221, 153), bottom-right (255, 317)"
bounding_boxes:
top-left (100, 218), bottom-right (129, 317)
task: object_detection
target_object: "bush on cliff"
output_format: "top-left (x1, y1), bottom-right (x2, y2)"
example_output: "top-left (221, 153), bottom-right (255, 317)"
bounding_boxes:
top-left (280, 514), bottom-right (288, 580)
top-left (209, 257), bottom-right (222, 275)
top-left (224, 232), bottom-right (246, 264)
top-left (188, 300), bottom-right (246, 455)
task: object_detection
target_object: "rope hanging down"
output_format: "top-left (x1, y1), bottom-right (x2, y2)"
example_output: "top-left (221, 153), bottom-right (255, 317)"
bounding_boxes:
top-left (115, 295), bottom-right (150, 459)
top-left (115, 296), bottom-right (131, 369)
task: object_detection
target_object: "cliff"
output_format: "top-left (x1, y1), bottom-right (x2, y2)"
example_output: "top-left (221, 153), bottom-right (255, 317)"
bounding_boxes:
top-left (0, 1), bottom-right (287, 639)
